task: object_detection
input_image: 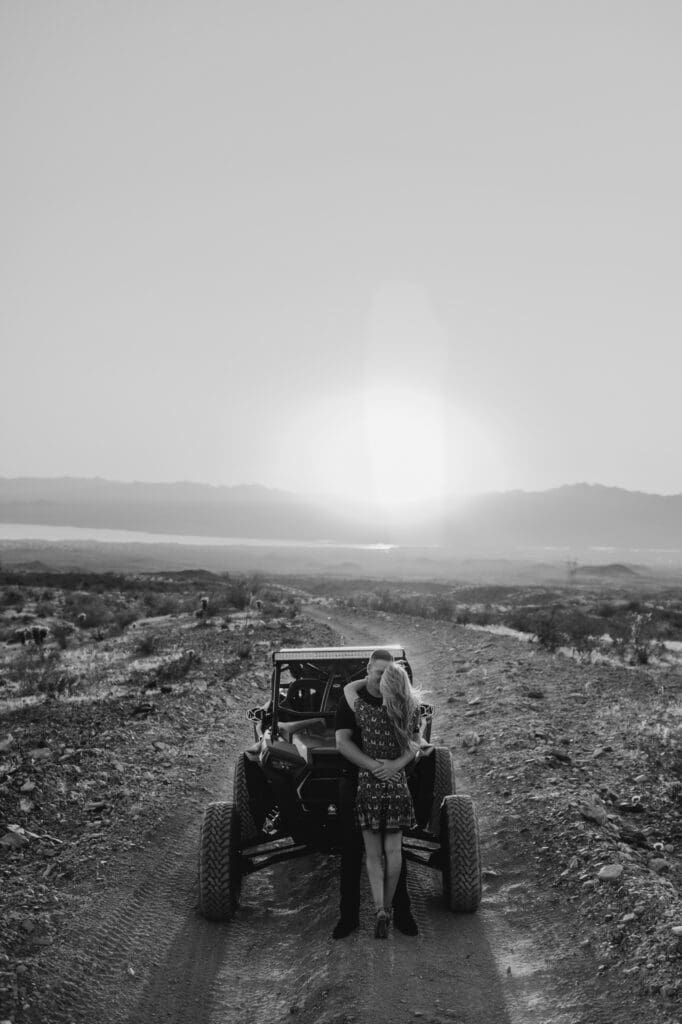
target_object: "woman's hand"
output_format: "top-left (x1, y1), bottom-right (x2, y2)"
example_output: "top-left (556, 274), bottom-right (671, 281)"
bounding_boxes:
top-left (371, 758), bottom-right (403, 781)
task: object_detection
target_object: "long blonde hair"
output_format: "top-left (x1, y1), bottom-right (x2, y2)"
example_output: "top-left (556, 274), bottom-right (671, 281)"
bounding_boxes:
top-left (380, 663), bottom-right (421, 753)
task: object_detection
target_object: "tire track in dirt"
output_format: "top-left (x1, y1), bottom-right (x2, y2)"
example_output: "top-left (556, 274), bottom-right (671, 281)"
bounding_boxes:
top-left (27, 717), bottom-right (237, 1024)
top-left (130, 862), bottom-right (340, 1024)
top-left (189, 855), bottom-right (509, 1024)
top-left (34, 786), bottom-right (227, 1024)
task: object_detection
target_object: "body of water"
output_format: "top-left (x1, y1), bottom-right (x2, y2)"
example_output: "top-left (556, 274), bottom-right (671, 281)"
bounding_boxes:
top-left (0, 522), bottom-right (394, 551)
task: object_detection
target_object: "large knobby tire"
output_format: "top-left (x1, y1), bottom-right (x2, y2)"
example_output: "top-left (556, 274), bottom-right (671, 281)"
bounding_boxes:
top-left (428, 746), bottom-right (455, 836)
top-left (441, 794), bottom-right (482, 913)
top-left (198, 801), bottom-right (242, 921)
top-left (233, 755), bottom-right (261, 845)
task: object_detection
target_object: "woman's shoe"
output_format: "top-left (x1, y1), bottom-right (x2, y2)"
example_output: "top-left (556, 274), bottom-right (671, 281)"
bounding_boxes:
top-left (374, 909), bottom-right (390, 939)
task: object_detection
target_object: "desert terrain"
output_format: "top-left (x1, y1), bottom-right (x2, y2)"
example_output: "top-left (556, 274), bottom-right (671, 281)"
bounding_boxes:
top-left (0, 566), bottom-right (681, 1024)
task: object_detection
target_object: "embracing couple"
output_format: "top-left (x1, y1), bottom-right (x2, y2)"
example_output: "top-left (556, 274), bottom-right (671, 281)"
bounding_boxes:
top-left (333, 648), bottom-right (430, 940)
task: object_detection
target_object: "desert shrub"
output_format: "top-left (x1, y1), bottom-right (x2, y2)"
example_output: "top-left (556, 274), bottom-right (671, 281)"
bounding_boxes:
top-left (401, 595), bottom-right (433, 618)
top-left (505, 608), bottom-right (539, 634)
top-left (0, 622), bottom-right (33, 643)
top-left (467, 607), bottom-right (493, 626)
top-left (631, 646), bottom-right (650, 666)
top-left (6, 648), bottom-right (33, 685)
top-left (223, 580), bottom-right (250, 611)
top-left (432, 595), bottom-right (456, 621)
top-left (595, 602), bottom-right (616, 619)
top-left (659, 607), bottom-right (682, 633)
top-left (186, 587), bottom-right (246, 618)
top-left (349, 584), bottom-right (514, 626)
top-left (205, 592), bottom-right (234, 616)
top-left (224, 660), bottom-right (242, 681)
top-left (562, 610), bottom-right (594, 654)
top-left (1, 587), bottom-right (24, 610)
top-left (17, 650), bottom-right (63, 697)
top-left (636, 716), bottom-right (682, 799)
top-left (34, 599), bottom-right (55, 617)
top-left (155, 649), bottom-right (199, 683)
top-left (534, 609), bottom-right (562, 652)
top-left (134, 633), bottom-right (159, 657)
top-left (627, 613), bottom-right (656, 665)
top-left (51, 621), bottom-right (73, 650)
top-left (112, 607), bottom-right (140, 633)
top-left (63, 592), bottom-right (113, 628)
top-left (254, 599), bottom-right (279, 617)
top-left (607, 612), bottom-right (658, 664)
top-left (144, 592), bottom-right (188, 617)
top-left (75, 654), bottom-right (109, 690)
top-left (63, 584), bottom-right (190, 631)
top-left (125, 667), bottom-right (153, 690)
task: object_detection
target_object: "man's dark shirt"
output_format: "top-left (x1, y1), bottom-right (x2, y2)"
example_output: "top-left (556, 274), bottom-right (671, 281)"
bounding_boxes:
top-left (334, 684), bottom-right (382, 775)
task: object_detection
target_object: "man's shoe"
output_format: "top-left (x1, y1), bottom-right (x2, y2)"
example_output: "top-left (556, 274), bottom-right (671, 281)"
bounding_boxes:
top-left (332, 916), bottom-right (359, 939)
top-left (393, 908), bottom-right (419, 936)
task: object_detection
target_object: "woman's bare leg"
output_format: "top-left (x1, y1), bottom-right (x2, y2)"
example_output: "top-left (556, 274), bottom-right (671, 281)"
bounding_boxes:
top-left (362, 829), bottom-right (386, 912)
top-left (382, 830), bottom-right (403, 911)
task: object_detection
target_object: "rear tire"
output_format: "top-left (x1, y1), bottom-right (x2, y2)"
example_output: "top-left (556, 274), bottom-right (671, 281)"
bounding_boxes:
top-left (428, 747), bottom-right (455, 836)
top-left (198, 801), bottom-right (242, 921)
top-left (441, 794), bottom-right (482, 913)
top-left (233, 755), bottom-right (261, 845)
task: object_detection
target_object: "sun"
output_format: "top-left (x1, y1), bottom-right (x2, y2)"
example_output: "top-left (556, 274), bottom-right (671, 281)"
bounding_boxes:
top-left (362, 386), bottom-right (447, 507)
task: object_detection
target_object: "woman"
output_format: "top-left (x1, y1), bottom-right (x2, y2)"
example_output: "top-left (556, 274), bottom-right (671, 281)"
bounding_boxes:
top-left (343, 662), bottom-right (421, 938)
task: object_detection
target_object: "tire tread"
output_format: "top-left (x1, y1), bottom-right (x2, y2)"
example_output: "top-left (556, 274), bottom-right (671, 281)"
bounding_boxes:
top-left (233, 755), bottom-right (260, 844)
top-left (428, 747), bottom-right (455, 836)
top-left (198, 801), bottom-right (241, 921)
top-left (441, 794), bottom-right (482, 913)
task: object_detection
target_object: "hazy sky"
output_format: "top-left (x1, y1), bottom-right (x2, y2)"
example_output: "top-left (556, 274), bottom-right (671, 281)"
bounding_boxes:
top-left (2, 1), bottom-right (681, 507)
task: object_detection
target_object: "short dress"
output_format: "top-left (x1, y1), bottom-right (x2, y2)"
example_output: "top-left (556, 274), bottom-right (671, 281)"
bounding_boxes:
top-left (355, 698), bottom-right (418, 832)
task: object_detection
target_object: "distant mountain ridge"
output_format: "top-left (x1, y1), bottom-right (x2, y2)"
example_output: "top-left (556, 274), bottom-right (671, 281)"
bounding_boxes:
top-left (0, 477), bottom-right (368, 543)
top-left (0, 477), bottom-right (681, 555)
top-left (448, 484), bottom-right (682, 553)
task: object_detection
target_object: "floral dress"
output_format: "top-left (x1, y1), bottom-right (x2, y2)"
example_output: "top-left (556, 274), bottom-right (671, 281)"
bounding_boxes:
top-left (354, 698), bottom-right (417, 832)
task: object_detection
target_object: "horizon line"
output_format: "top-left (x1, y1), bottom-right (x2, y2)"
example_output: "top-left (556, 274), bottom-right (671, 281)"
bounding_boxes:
top-left (1, 474), bottom-right (682, 501)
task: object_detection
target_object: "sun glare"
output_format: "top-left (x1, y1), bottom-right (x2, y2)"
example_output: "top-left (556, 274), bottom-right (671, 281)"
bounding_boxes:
top-left (273, 383), bottom-right (503, 508)
top-left (363, 387), bottom-right (447, 507)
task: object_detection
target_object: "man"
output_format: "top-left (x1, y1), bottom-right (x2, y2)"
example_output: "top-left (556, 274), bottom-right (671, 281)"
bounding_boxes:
top-left (333, 648), bottom-right (420, 939)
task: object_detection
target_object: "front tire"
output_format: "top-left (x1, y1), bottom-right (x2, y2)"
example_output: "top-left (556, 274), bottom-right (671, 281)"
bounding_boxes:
top-left (428, 747), bottom-right (455, 836)
top-left (233, 755), bottom-right (262, 845)
top-left (441, 794), bottom-right (482, 913)
top-left (198, 801), bottom-right (242, 921)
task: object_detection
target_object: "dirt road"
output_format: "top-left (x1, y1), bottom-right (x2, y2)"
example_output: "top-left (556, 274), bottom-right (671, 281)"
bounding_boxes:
top-left (11, 607), bottom-right (677, 1024)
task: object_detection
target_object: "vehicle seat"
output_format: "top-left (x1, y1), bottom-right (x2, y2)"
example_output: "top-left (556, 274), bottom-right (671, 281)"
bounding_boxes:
top-left (281, 678), bottom-right (323, 713)
top-left (324, 679), bottom-right (345, 714)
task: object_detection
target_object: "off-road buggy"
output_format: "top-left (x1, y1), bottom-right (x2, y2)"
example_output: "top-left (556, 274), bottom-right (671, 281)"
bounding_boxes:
top-left (198, 645), bottom-right (482, 921)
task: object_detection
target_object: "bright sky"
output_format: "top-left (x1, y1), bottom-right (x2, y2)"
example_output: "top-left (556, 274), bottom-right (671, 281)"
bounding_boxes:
top-left (2, 1), bottom-right (681, 508)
